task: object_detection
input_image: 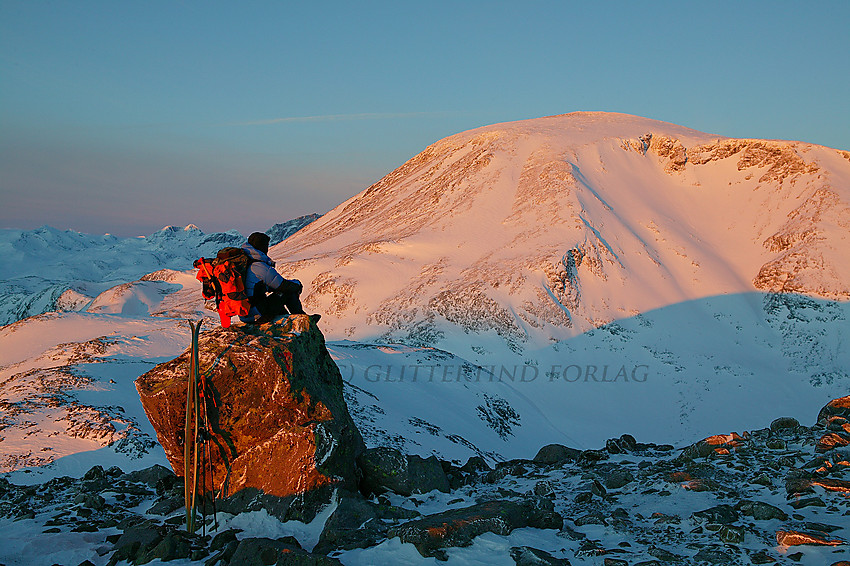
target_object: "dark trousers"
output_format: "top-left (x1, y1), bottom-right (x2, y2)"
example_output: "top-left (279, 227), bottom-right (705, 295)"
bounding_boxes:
top-left (253, 279), bottom-right (305, 319)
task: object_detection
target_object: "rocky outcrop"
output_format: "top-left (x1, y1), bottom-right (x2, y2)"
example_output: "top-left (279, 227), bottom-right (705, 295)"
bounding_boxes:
top-left (135, 315), bottom-right (364, 506)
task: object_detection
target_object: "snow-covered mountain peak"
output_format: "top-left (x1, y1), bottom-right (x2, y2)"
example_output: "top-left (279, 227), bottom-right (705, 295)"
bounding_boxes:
top-left (152, 224), bottom-right (202, 233)
top-left (270, 112), bottom-right (849, 354)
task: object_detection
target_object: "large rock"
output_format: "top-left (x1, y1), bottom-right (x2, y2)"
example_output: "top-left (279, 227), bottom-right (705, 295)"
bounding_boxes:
top-left (776, 530), bottom-right (844, 547)
top-left (533, 444), bottom-right (581, 465)
top-left (357, 447), bottom-right (450, 496)
top-left (817, 396), bottom-right (850, 425)
top-left (135, 315), bottom-right (364, 503)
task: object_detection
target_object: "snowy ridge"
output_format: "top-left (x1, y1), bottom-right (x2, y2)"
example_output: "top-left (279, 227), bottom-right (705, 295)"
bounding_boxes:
top-left (267, 213), bottom-right (323, 245)
top-left (0, 216), bottom-right (321, 325)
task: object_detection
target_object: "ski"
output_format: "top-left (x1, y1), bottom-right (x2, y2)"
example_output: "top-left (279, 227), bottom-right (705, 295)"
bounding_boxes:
top-left (184, 320), bottom-right (202, 533)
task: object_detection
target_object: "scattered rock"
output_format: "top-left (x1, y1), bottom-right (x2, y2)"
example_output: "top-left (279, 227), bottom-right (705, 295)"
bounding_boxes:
top-left (388, 498), bottom-right (563, 558)
top-left (736, 500), bottom-right (788, 521)
top-left (692, 545), bottom-right (735, 564)
top-left (7, 387), bottom-right (850, 566)
top-left (228, 537), bottom-right (343, 565)
top-left (691, 504), bottom-right (738, 525)
top-left (770, 416), bottom-right (800, 432)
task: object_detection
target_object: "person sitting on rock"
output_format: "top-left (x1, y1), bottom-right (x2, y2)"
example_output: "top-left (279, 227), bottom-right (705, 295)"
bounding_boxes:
top-left (239, 232), bottom-right (318, 324)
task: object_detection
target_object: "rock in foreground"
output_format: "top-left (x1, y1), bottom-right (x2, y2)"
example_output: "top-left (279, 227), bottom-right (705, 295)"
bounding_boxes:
top-left (135, 315), bottom-right (364, 502)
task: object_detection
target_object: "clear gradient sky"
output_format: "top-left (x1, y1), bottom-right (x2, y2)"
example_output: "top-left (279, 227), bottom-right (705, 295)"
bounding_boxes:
top-left (2, 1), bottom-right (848, 237)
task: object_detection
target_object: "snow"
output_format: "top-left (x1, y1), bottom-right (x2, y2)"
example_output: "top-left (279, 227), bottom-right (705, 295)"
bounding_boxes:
top-left (0, 217), bottom-right (317, 326)
top-left (218, 497), bottom-right (337, 552)
top-left (0, 112), bottom-right (848, 565)
top-left (0, 516), bottom-right (117, 566)
top-left (273, 113), bottom-right (848, 347)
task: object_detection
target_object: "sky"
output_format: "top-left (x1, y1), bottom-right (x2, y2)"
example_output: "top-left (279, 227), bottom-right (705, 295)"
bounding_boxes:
top-left (1, 1), bottom-right (849, 237)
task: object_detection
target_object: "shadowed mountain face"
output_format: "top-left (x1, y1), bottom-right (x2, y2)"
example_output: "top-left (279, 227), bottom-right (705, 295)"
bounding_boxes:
top-left (269, 112), bottom-right (850, 359)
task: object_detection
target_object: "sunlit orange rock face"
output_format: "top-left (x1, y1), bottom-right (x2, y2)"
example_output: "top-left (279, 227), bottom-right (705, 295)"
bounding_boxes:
top-left (816, 395), bottom-right (850, 454)
top-left (681, 432), bottom-right (749, 458)
top-left (135, 315), bottom-right (364, 499)
top-left (776, 530), bottom-right (843, 547)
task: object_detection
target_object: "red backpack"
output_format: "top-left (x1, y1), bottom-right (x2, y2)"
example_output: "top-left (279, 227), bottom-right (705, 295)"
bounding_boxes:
top-left (194, 247), bottom-right (253, 328)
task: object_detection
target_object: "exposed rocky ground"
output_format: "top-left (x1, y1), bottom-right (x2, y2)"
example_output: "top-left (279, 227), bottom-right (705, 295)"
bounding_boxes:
top-left (2, 397), bottom-right (848, 565)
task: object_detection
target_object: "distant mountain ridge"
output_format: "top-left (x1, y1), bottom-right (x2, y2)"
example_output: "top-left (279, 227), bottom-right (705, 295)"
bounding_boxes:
top-left (0, 215), bottom-right (320, 325)
top-left (267, 213), bottom-right (322, 245)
